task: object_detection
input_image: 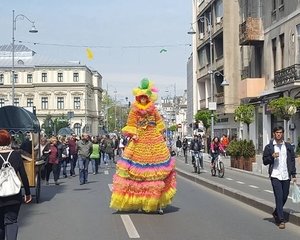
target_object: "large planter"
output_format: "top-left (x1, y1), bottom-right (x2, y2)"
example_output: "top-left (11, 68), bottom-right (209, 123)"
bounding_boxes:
top-left (238, 157), bottom-right (244, 169)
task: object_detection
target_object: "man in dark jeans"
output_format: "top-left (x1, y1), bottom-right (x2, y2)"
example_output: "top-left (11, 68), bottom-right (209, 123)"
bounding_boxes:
top-left (190, 135), bottom-right (203, 169)
top-left (263, 126), bottom-right (297, 229)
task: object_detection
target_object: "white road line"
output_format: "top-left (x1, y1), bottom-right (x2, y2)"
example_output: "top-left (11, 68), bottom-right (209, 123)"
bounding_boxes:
top-left (288, 196), bottom-right (292, 199)
top-left (108, 184), bottom-right (113, 192)
top-left (121, 215), bottom-right (140, 239)
top-left (104, 170), bottom-right (109, 175)
top-left (226, 177), bottom-right (233, 181)
top-left (264, 190), bottom-right (273, 194)
top-left (249, 185), bottom-right (259, 189)
top-left (236, 181), bottom-right (245, 184)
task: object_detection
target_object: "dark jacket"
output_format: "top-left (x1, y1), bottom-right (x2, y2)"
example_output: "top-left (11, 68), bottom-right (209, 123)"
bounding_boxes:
top-left (0, 150), bottom-right (30, 207)
top-left (190, 139), bottom-right (202, 151)
top-left (263, 140), bottom-right (296, 179)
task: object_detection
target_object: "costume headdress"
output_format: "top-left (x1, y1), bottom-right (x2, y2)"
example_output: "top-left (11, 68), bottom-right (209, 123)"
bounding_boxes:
top-left (132, 78), bottom-right (158, 102)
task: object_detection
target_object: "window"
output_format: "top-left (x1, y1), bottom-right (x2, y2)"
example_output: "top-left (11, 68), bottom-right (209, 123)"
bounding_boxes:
top-left (198, 47), bottom-right (206, 66)
top-left (215, 0), bottom-right (223, 18)
top-left (27, 74), bottom-right (32, 83)
top-left (57, 73), bottom-right (63, 82)
top-left (57, 97), bottom-right (64, 109)
top-left (0, 98), bottom-right (5, 107)
top-left (279, 34), bottom-right (284, 69)
top-left (297, 25), bottom-right (300, 63)
top-left (0, 74), bottom-right (3, 84)
top-left (74, 97), bottom-right (81, 109)
top-left (74, 123), bottom-right (81, 136)
top-left (42, 73), bottom-right (47, 82)
top-left (13, 74), bottom-right (18, 83)
top-left (73, 72), bottom-right (79, 82)
top-left (272, 0), bottom-right (277, 10)
top-left (27, 98), bottom-right (34, 107)
top-left (41, 97), bottom-right (48, 109)
top-left (272, 38), bottom-right (277, 72)
top-left (14, 98), bottom-right (19, 106)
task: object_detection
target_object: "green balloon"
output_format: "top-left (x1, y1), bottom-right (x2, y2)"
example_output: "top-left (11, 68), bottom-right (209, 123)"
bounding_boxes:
top-left (140, 78), bottom-right (149, 89)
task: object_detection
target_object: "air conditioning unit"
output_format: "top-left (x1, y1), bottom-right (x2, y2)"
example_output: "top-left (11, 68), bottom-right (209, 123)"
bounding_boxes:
top-left (216, 17), bottom-right (222, 24)
top-left (199, 32), bottom-right (204, 40)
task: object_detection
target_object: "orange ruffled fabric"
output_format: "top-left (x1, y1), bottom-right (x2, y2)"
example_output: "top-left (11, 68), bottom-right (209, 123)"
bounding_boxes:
top-left (110, 101), bottom-right (176, 212)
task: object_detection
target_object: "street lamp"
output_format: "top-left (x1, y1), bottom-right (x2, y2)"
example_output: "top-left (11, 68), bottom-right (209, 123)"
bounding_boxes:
top-left (11, 10), bottom-right (38, 105)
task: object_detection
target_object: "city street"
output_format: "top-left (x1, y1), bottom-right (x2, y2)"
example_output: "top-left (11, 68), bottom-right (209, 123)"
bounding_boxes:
top-left (18, 162), bottom-right (300, 240)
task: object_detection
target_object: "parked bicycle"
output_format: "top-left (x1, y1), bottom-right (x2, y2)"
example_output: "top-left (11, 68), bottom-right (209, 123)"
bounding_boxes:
top-left (211, 154), bottom-right (225, 178)
top-left (193, 150), bottom-right (203, 174)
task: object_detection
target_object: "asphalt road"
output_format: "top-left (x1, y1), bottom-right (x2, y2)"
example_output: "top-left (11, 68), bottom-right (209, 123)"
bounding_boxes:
top-left (17, 163), bottom-right (300, 240)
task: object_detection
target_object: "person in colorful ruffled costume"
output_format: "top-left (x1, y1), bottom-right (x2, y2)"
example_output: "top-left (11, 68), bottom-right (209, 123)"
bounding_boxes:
top-left (110, 78), bottom-right (176, 214)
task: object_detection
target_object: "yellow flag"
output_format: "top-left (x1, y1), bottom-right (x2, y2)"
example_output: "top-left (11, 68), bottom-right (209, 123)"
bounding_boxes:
top-left (86, 48), bottom-right (94, 60)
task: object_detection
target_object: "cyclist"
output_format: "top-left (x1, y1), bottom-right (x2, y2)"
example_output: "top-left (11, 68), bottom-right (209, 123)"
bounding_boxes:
top-left (210, 137), bottom-right (224, 167)
top-left (190, 135), bottom-right (204, 169)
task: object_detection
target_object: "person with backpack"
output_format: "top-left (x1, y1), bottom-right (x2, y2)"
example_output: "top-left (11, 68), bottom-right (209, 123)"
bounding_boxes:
top-left (0, 129), bottom-right (31, 240)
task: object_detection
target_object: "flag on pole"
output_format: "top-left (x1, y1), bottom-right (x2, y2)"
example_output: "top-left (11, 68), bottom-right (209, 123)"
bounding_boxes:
top-left (86, 48), bottom-right (94, 60)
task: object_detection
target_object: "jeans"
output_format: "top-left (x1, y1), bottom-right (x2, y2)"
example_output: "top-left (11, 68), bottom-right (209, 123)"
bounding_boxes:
top-left (91, 158), bottom-right (99, 174)
top-left (45, 163), bottom-right (59, 182)
top-left (62, 158), bottom-right (69, 176)
top-left (271, 177), bottom-right (290, 222)
top-left (69, 154), bottom-right (77, 176)
top-left (78, 156), bottom-right (89, 184)
top-left (0, 204), bottom-right (20, 240)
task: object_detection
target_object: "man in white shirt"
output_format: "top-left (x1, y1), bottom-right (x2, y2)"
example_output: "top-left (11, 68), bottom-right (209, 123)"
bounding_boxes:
top-left (263, 126), bottom-right (297, 229)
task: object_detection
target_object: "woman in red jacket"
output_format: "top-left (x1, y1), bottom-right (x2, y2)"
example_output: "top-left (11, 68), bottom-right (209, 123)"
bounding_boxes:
top-left (0, 129), bottom-right (31, 240)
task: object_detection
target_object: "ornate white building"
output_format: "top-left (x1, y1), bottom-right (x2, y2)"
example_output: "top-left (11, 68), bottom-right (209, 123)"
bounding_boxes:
top-left (0, 44), bottom-right (103, 136)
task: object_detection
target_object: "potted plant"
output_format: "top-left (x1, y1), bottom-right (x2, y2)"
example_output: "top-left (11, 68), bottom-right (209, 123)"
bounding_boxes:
top-left (227, 139), bottom-right (256, 171)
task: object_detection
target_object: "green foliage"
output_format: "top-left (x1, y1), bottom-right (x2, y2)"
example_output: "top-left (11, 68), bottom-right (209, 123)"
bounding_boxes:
top-left (234, 104), bottom-right (255, 125)
top-left (268, 97), bottom-right (300, 121)
top-left (226, 140), bottom-right (240, 157)
top-left (227, 139), bottom-right (255, 158)
top-left (41, 114), bottom-right (69, 136)
top-left (194, 109), bottom-right (216, 130)
top-left (168, 125), bottom-right (177, 132)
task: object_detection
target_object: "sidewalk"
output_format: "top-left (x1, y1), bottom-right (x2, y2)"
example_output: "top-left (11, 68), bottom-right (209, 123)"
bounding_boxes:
top-left (175, 153), bottom-right (300, 226)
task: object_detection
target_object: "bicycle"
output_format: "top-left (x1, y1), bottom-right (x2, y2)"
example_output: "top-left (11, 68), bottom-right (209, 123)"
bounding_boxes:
top-left (211, 154), bottom-right (225, 178)
top-left (193, 150), bottom-right (203, 174)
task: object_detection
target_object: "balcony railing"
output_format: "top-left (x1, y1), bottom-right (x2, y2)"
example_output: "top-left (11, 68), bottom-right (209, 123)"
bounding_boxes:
top-left (239, 17), bottom-right (264, 45)
top-left (274, 64), bottom-right (300, 88)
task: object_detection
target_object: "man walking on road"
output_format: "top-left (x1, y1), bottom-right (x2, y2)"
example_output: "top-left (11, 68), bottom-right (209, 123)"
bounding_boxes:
top-left (76, 133), bottom-right (92, 185)
top-left (263, 126), bottom-right (297, 229)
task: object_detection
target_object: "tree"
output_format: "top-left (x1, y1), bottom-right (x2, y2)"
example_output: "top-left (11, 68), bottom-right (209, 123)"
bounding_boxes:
top-left (234, 104), bottom-right (255, 139)
top-left (268, 97), bottom-right (300, 121)
top-left (194, 109), bottom-right (216, 132)
top-left (168, 124), bottom-right (177, 132)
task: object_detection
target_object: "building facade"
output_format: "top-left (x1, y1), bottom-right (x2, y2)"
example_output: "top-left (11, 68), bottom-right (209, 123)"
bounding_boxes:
top-left (0, 45), bottom-right (103, 136)
top-left (190, 0), bottom-right (240, 139)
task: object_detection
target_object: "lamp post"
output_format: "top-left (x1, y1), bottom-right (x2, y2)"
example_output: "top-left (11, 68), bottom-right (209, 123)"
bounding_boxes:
top-left (188, 13), bottom-right (230, 139)
top-left (11, 10), bottom-right (38, 105)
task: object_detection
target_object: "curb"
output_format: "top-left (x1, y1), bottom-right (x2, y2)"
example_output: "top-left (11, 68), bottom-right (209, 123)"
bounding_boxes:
top-left (176, 167), bottom-right (300, 226)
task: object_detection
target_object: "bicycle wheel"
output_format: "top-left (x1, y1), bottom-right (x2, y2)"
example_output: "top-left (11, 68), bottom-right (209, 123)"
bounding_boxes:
top-left (218, 162), bottom-right (225, 178)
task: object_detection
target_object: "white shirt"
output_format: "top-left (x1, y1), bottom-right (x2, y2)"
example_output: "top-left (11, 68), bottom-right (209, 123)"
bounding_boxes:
top-left (271, 140), bottom-right (289, 180)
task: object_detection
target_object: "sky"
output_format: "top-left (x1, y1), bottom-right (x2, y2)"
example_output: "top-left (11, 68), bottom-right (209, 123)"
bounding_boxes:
top-left (0, 0), bottom-right (192, 102)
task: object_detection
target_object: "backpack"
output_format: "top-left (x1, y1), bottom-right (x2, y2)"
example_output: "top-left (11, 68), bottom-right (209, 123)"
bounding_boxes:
top-left (0, 151), bottom-right (21, 197)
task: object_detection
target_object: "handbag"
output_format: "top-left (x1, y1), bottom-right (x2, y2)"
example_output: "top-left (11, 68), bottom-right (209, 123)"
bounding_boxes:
top-left (291, 182), bottom-right (300, 204)
top-left (0, 151), bottom-right (22, 197)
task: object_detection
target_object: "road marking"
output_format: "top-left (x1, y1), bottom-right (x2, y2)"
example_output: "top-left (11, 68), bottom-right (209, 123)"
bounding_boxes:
top-left (249, 185), bottom-right (259, 189)
top-left (236, 181), bottom-right (245, 184)
top-left (264, 190), bottom-right (273, 194)
top-left (108, 184), bottom-right (113, 191)
top-left (226, 177), bottom-right (233, 181)
top-left (121, 215), bottom-right (140, 239)
top-left (104, 170), bottom-right (109, 175)
top-left (288, 196), bottom-right (292, 199)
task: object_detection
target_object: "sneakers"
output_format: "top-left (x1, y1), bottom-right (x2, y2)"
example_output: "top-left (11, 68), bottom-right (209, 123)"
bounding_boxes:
top-left (278, 222), bottom-right (285, 229)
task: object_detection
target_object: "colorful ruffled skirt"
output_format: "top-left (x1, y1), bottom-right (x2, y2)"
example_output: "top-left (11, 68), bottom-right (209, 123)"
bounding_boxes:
top-left (110, 127), bottom-right (176, 212)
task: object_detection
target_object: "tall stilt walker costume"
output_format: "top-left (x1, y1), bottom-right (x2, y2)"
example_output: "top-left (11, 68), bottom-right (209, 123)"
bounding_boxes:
top-left (110, 79), bottom-right (176, 213)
